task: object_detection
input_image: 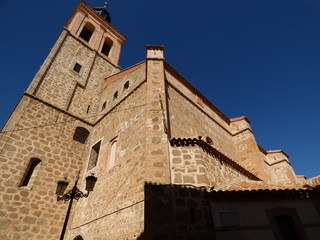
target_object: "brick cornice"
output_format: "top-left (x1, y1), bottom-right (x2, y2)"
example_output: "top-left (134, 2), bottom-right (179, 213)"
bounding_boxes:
top-left (267, 150), bottom-right (289, 158)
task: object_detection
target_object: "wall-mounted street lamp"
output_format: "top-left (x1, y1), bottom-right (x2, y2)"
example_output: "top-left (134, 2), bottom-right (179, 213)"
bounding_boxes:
top-left (56, 171), bottom-right (97, 240)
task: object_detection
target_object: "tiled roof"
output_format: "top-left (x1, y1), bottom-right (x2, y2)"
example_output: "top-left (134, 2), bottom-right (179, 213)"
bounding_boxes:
top-left (210, 180), bottom-right (320, 200)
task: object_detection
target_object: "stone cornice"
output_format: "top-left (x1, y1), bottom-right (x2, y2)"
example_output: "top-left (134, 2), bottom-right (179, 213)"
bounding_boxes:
top-left (232, 128), bottom-right (254, 136)
top-left (267, 150), bottom-right (289, 158)
top-left (230, 116), bottom-right (250, 123)
top-left (268, 159), bottom-right (292, 167)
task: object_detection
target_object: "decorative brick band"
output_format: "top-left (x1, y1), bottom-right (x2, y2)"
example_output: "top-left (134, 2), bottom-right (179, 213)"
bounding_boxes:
top-left (170, 137), bottom-right (261, 181)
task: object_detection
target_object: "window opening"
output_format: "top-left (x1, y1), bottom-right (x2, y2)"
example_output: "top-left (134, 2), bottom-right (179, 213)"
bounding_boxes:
top-left (275, 215), bottom-right (298, 240)
top-left (123, 81), bottom-right (129, 91)
top-left (79, 26), bottom-right (93, 42)
top-left (113, 91), bottom-right (118, 100)
top-left (73, 127), bottom-right (90, 144)
top-left (73, 63), bottom-right (82, 73)
top-left (101, 102), bottom-right (106, 111)
top-left (73, 236), bottom-right (84, 240)
top-left (20, 158), bottom-right (41, 187)
top-left (86, 105), bottom-right (90, 113)
top-left (101, 42), bottom-right (111, 56)
top-left (88, 141), bottom-right (101, 170)
top-left (101, 38), bottom-right (113, 56)
top-left (109, 140), bottom-right (117, 169)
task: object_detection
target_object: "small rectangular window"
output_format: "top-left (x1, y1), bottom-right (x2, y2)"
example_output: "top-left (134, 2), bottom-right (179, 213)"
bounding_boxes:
top-left (123, 81), bottom-right (129, 91)
top-left (88, 141), bottom-right (101, 170)
top-left (73, 63), bottom-right (82, 73)
top-left (113, 91), bottom-right (118, 100)
top-left (101, 102), bottom-right (106, 111)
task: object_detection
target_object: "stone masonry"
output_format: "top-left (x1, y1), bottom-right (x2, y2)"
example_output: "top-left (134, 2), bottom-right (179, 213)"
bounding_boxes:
top-left (0, 2), bottom-right (315, 240)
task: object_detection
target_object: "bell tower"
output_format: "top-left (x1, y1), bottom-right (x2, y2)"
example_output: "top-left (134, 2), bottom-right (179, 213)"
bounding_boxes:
top-left (25, 1), bottom-right (126, 120)
top-left (66, 1), bottom-right (125, 66)
top-left (0, 2), bottom-right (127, 239)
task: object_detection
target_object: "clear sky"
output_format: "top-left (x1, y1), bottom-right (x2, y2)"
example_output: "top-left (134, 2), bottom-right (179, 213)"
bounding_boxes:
top-left (0, 0), bottom-right (319, 178)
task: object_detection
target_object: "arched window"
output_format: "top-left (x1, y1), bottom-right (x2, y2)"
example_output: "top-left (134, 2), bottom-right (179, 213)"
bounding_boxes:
top-left (109, 140), bottom-right (117, 169)
top-left (123, 81), bottom-right (129, 91)
top-left (20, 158), bottom-right (41, 187)
top-left (73, 236), bottom-right (84, 240)
top-left (73, 127), bottom-right (90, 144)
top-left (79, 22), bottom-right (95, 42)
top-left (101, 38), bottom-right (113, 57)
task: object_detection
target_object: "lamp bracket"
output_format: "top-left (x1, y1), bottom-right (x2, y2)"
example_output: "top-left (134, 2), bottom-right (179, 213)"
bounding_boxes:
top-left (57, 187), bottom-right (89, 202)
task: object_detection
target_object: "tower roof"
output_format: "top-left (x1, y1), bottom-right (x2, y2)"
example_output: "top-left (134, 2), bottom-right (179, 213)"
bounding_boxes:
top-left (93, 2), bottom-right (111, 23)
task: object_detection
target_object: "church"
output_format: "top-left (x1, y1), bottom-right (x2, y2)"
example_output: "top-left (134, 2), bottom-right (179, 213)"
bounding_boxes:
top-left (0, 2), bottom-right (319, 239)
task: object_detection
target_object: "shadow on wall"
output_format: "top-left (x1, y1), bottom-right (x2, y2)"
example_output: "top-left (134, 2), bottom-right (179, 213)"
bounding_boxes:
top-left (134, 182), bottom-right (320, 240)
top-left (136, 183), bottom-right (215, 240)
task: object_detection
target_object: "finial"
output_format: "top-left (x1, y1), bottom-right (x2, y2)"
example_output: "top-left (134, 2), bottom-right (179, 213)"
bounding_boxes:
top-left (104, 1), bottom-right (108, 7)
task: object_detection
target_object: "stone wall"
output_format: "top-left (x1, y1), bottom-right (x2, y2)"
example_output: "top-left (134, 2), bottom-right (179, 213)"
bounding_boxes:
top-left (231, 118), bottom-right (270, 181)
top-left (0, 95), bottom-right (90, 239)
top-left (67, 82), bottom-right (148, 239)
top-left (143, 58), bottom-right (171, 184)
top-left (99, 63), bottom-right (146, 119)
top-left (169, 145), bottom-right (249, 189)
top-left (29, 30), bottom-right (119, 122)
top-left (166, 82), bottom-right (236, 162)
top-left (143, 184), bottom-right (214, 240)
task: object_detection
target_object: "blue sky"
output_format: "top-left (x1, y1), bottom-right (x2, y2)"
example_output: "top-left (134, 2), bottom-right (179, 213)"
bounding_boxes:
top-left (0, 0), bottom-right (319, 178)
